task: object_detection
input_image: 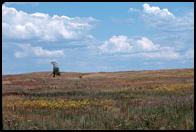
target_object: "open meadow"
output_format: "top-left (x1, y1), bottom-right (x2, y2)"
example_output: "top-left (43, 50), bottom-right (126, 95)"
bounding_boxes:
top-left (2, 68), bottom-right (194, 130)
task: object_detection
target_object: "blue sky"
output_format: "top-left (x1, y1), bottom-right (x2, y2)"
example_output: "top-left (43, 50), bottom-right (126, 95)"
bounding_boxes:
top-left (2, 2), bottom-right (194, 74)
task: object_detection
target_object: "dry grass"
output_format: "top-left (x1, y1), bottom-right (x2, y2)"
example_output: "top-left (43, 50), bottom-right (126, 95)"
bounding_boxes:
top-left (2, 68), bottom-right (194, 130)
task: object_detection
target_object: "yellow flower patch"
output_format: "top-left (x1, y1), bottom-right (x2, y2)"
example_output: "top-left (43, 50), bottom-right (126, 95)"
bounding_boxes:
top-left (155, 83), bottom-right (193, 92)
top-left (4, 98), bottom-right (91, 110)
top-left (3, 96), bottom-right (116, 111)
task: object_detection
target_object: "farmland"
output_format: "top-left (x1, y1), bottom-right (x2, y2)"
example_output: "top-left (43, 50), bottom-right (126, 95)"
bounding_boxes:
top-left (2, 68), bottom-right (194, 130)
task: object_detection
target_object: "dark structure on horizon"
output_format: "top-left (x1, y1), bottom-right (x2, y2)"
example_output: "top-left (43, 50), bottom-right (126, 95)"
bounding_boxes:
top-left (51, 61), bottom-right (61, 77)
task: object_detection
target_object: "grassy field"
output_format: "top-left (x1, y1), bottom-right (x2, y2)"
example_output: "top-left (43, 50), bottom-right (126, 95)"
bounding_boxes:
top-left (2, 68), bottom-right (194, 130)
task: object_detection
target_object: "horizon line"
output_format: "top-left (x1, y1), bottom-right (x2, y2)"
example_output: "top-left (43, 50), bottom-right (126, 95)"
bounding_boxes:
top-left (2, 67), bottom-right (194, 76)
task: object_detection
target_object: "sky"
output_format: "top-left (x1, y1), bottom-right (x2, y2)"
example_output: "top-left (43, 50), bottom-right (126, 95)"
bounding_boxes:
top-left (2, 2), bottom-right (194, 74)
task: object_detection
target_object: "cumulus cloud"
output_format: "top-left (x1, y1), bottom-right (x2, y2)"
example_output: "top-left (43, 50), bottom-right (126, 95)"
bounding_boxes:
top-left (15, 44), bottom-right (65, 58)
top-left (99, 35), bottom-right (132, 53)
top-left (99, 35), bottom-right (180, 60)
top-left (136, 37), bottom-right (160, 51)
top-left (2, 5), bottom-right (97, 41)
top-left (142, 3), bottom-right (193, 32)
top-left (143, 3), bottom-right (175, 18)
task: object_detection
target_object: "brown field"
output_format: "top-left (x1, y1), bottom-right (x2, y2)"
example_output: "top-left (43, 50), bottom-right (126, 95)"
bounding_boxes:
top-left (2, 68), bottom-right (194, 130)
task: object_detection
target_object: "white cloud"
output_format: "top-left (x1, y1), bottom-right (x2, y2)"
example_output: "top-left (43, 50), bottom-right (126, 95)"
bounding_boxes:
top-left (15, 44), bottom-right (65, 58)
top-left (128, 8), bottom-right (140, 12)
top-left (142, 3), bottom-right (193, 32)
top-left (4, 2), bottom-right (39, 6)
top-left (99, 35), bottom-right (180, 60)
top-left (99, 35), bottom-right (132, 53)
top-left (143, 61), bottom-right (164, 66)
top-left (143, 3), bottom-right (175, 18)
top-left (2, 5), bottom-right (97, 41)
top-left (141, 47), bottom-right (180, 60)
top-left (14, 51), bottom-right (27, 58)
top-left (136, 37), bottom-right (160, 51)
top-left (184, 49), bottom-right (194, 59)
